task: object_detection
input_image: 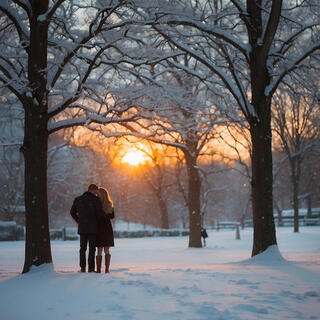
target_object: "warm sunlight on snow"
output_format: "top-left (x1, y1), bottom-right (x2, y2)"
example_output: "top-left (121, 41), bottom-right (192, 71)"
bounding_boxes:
top-left (121, 150), bottom-right (147, 166)
top-left (1, 228), bottom-right (320, 320)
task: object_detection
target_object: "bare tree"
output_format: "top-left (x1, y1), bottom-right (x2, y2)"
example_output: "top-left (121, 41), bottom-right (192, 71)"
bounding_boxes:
top-left (272, 76), bottom-right (320, 232)
top-left (139, 0), bottom-right (320, 255)
top-left (135, 143), bottom-right (173, 229)
top-left (0, 0), bottom-right (145, 272)
top-left (97, 66), bottom-right (223, 247)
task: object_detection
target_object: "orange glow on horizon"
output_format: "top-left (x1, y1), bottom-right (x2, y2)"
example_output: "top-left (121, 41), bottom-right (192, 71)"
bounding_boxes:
top-left (62, 123), bottom-right (251, 169)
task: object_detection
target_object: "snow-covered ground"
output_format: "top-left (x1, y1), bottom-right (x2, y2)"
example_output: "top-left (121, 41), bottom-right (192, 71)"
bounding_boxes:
top-left (0, 227), bottom-right (319, 320)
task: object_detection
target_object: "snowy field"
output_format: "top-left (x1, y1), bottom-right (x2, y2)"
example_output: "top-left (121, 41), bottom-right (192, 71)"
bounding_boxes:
top-left (0, 227), bottom-right (319, 320)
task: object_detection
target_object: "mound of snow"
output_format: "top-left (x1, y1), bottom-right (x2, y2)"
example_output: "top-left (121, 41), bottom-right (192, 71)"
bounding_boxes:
top-left (238, 245), bottom-right (289, 266)
top-left (28, 263), bottom-right (55, 274)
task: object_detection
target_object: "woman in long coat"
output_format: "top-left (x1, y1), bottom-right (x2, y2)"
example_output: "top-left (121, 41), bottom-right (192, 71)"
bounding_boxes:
top-left (96, 187), bottom-right (114, 273)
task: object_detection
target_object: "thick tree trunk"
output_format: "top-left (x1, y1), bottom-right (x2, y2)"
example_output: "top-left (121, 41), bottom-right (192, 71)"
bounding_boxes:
top-left (22, 0), bottom-right (52, 273)
top-left (247, 0), bottom-right (280, 256)
top-left (185, 153), bottom-right (202, 248)
top-left (22, 107), bottom-right (52, 273)
top-left (250, 105), bottom-right (277, 256)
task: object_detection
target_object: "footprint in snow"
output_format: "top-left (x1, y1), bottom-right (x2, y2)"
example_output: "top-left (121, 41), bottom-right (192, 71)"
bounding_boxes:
top-left (124, 272), bottom-right (151, 277)
top-left (233, 303), bottom-right (268, 314)
top-left (229, 279), bottom-right (260, 287)
top-left (304, 291), bottom-right (319, 298)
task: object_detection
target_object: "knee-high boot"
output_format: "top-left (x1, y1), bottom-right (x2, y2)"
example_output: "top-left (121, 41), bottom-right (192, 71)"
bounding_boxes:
top-left (96, 255), bottom-right (102, 273)
top-left (105, 254), bottom-right (111, 273)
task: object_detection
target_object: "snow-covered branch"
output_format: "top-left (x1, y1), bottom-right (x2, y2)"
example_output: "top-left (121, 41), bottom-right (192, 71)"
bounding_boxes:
top-left (154, 17), bottom-right (250, 57)
top-left (0, 1), bottom-right (29, 44)
top-left (152, 26), bottom-right (252, 119)
top-left (266, 41), bottom-right (320, 97)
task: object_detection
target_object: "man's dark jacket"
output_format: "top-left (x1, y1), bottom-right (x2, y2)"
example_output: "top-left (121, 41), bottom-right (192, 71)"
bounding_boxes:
top-left (70, 192), bottom-right (103, 234)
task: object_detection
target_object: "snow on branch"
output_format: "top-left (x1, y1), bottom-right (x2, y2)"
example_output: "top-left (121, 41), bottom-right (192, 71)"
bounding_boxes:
top-left (153, 26), bottom-right (254, 119)
top-left (0, 57), bottom-right (25, 86)
top-left (48, 117), bottom-right (89, 134)
top-left (154, 17), bottom-right (250, 56)
top-left (0, 72), bottom-right (24, 102)
top-left (43, 0), bottom-right (66, 22)
top-left (98, 51), bottom-right (183, 68)
top-left (96, 124), bottom-right (190, 154)
top-left (48, 106), bottom-right (141, 135)
top-left (276, 23), bottom-right (319, 57)
top-left (11, 0), bottom-right (31, 16)
top-left (266, 41), bottom-right (320, 97)
top-left (47, 4), bottom-right (137, 89)
top-left (0, 1), bottom-right (29, 44)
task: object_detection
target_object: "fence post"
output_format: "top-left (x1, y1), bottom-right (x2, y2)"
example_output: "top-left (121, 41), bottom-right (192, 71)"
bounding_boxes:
top-left (62, 227), bottom-right (66, 241)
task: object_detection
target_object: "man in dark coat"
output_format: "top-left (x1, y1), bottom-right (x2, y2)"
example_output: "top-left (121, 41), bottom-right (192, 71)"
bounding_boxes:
top-left (70, 183), bottom-right (103, 272)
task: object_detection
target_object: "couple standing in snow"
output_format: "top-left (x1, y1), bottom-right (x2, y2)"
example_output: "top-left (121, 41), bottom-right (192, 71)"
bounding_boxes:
top-left (70, 183), bottom-right (115, 273)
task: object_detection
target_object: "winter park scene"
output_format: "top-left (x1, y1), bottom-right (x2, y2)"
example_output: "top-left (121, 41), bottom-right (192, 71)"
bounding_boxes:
top-left (0, 1), bottom-right (320, 320)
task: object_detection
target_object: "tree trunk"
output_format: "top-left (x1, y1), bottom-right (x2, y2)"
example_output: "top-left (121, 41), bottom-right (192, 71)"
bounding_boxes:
top-left (307, 194), bottom-right (312, 218)
top-left (250, 103), bottom-right (277, 256)
top-left (22, 0), bottom-right (52, 273)
top-left (185, 153), bottom-right (202, 248)
top-left (158, 194), bottom-right (169, 229)
top-left (291, 160), bottom-right (300, 232)
top-left (22, 107), bottom-right (52, 273)
top-left (247, 0), bottom-right (279, 255)
top-left (274, 203), bottom-right (283, 227)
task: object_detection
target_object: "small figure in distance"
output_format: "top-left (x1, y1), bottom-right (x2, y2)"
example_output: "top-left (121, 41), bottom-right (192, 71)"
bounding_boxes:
top-left (201, 227), bottom-right (208, 247)
top-left (95, 187), bottom-right (115, 273)
top-left (70, 183), bottom-right (103, 273)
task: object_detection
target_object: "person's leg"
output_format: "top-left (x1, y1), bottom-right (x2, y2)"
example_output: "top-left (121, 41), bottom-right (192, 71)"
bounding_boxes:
top-left (104, 247), bottom-right (111, 273)
top-left (96, 247), bottom-right (103, 273)
top-left (88, 234), bottom-right (96, 272)
top-left (79, 234), bottom-right (88, 272)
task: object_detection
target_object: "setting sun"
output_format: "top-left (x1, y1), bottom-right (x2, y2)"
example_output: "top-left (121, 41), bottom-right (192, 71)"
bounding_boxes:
top-left (121, 150), bottom-right (147, 166)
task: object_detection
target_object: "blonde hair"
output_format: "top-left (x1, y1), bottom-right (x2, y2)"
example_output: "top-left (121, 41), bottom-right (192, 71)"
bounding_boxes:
top-left (97, 187), bottom-right (113, 214)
